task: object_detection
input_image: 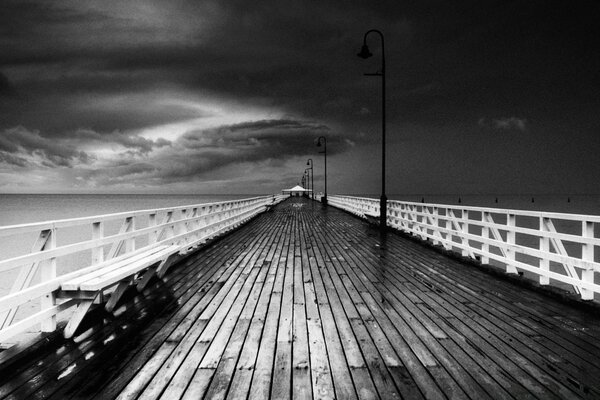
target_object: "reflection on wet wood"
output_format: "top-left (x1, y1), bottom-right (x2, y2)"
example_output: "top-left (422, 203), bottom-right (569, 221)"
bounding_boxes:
top-left (1, 197), bottom-right (600, 399)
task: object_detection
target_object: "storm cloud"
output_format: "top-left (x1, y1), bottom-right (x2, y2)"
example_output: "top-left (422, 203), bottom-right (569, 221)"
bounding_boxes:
top-left (1, 0), bottom-right (600, 194)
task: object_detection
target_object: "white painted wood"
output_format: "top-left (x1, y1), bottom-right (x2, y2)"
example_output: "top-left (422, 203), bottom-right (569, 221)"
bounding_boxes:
top-left (40, 229), bottom-right (57, 332)
top-left (149, 213), bottom-right (158, 244)
top-left (61, 246), bottom-right (170, 291)
top-left (329, 195), bottom-right (600, 300)
top-left (462, 210), bottom-right (469, 257)
top-left (0, 299), bottom-right (77, 343)
top-left (0, 195), bottom-right (283, 344)
top-left (64, 300), bottom-right (94, 339)
top-left (0, 230), bottom-right (51, 330)
top-left (539, 217), bottom-right (550, 285)
top-left (105, 280), bottom-right (132, 312)
top-left (481, 212), bottom-right (490, 264)
top-left (92, 221), bottom-right (104, 265)
top-left (79, 246), bottom-right (178, 291)
top-left (506, 214), bottom-right (518, 274)
top-left (581, 221), bottom-right (594, 300)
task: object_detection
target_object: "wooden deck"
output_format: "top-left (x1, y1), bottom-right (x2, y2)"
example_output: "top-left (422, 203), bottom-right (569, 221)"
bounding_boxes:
top-left (1, 196), bottom-right (600, 399)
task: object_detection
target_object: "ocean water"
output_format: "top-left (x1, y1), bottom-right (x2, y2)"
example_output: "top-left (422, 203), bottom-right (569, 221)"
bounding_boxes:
top-left (0, 193), bottom-right (259, 227)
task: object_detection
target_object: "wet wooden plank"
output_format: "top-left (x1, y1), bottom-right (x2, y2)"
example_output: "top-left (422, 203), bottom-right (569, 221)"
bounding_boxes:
top-left (3, 197), bottom-right (600, 400)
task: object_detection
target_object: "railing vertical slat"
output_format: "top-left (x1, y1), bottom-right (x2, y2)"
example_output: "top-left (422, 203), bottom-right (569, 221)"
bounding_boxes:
top-left (462, 210), bottom-right (469, 257)
top-left (539, 217), bottom-right (550, 285)
top-left (582, 221), bottom-right (594, 300)
top-left (40, 227), bottom-right (57, 332)
top-left (481, 212), bottom-right (490, 264)
top-left (149, 213), bottom-right (157, 244)
top-left (0, 229), bottom-right (52, 330)
top-left (92, 222), bottom-right (104, 265)
top-left (326, 195), bottom-right (600, 298)
top-left (125, 217), bottom-right (135, 253)
top-left (506, 213), bottom-right (518, 274)
top-left (445, 209), bottom-right (453, 250)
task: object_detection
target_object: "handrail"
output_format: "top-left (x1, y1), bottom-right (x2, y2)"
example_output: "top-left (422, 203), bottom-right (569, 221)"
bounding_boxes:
top-left (0, 194), bottom-right (287, 344)
top-left (327, 195), bottom-right (600, 301)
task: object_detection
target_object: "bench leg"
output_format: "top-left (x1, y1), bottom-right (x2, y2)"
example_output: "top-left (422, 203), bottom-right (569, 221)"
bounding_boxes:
top-left (136, 265), bottom-right (158, 292)
top-left (105, 280), bottom-right (131, 312)
top-left (156, 254), bottom-right (178, 279)
top-left (64, 299), bottom-right (94, 339)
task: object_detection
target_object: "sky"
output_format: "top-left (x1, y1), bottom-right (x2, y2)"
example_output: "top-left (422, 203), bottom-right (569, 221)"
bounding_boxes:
top-left (1, 0), bottom-right (599, 195)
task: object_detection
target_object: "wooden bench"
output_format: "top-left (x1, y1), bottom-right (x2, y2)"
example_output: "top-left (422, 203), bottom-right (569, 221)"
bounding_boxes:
top-left (57, 244), bottom-right (180, 338)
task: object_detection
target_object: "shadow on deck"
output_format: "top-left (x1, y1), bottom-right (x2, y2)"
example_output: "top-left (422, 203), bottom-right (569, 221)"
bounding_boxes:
top-left (1, 196), bottom-right (600, 399)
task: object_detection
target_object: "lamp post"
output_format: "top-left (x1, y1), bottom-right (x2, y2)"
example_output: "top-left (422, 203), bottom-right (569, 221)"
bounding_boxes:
top-left (304, 168), bottom-right (310, 198)
top-left (306, 159), bottom-right (314, 200)
top-left (317, 136), bottom-right (327, 205)
top-left (357, 29), bottom-right (387, 229)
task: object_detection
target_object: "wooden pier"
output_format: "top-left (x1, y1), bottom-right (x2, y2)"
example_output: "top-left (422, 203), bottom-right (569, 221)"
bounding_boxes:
top-left (1, 196), bottom-right (600, 399)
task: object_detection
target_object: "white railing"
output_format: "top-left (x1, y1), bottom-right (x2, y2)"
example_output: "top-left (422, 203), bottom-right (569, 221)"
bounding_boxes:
top-left (0, 195), bottom-right (286, 344)
top-left (328, 195), bottom-right (600, 301)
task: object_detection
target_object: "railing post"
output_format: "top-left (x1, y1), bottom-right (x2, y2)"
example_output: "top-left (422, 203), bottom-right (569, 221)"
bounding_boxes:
top-left (481, 212), bottom-right (489, 264)
top-left (581, 221), bottom-right (594, 300)
top-left (92, 221), bottom-right (104, 265)
top-left (40, 227), bottom-right (57, 332)
top-left (165, 211), bottom-right (174, 239)
top-left (432, 207), bottom-right (439, 245)
top-left (445, 209), bottom-right (453, 250)
top-left (539, 217), bottom-right (550, 285)
top-left (125, 217), bottom-right (135, 253)
top-left (179, 209), bottom-right (188, 238)
top-left (149, 213), bottom-right (158, 244)
top-left (461, 210), bottom-right (469, 256)
top-left (506, 213), bottom-right (518, 274)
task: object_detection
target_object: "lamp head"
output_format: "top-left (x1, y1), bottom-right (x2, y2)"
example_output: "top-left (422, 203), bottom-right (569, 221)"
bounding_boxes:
top-left (357, 44), bottom-right (373, 59)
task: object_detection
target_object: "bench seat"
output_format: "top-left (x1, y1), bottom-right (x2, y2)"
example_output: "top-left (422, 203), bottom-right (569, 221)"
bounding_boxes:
top-left (59, 244), bottom-right (180, 338)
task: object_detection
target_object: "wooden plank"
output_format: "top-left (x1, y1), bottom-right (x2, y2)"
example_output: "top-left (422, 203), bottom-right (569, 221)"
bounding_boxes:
top-left (56, 211), bottom-right (279, 400)
top-left (376, 235), bottom-right (596, 398)
top-left (6, 197), bottom-right (600, 400)
top-left (270, 214), bottom-right (296, 400)
top-left (0, 213), bottom-right (269, 400)
top-left (249, 208), bottom-right (293, 400)
top-left (138, 216), bottom-right (281, 400)
top-left (297, 216), bottom-right (335, 400)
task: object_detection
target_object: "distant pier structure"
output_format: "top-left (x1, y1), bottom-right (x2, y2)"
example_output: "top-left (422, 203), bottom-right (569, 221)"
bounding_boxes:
top-left (281, 185), bottom-right (311, 197)
top-left (1, 195), bottom-right (600, 399)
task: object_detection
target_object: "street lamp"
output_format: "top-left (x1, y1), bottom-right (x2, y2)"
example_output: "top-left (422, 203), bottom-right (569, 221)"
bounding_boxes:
top-left (306, 159), bottom-right (314, 200)
top-left (317, 136), bottom-right (327, 205)
top-left (304, 168), bottom-right (310, 198)
top-left (358, 29), bottom-right (387, 229)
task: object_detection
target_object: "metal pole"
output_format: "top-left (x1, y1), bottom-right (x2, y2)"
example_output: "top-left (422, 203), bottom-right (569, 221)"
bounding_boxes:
top-left (380, 32), bottom-right (387, 229)
top-left (359, 29), bottom-right (387, 229)
top-left (318, 136), bottom-right (327, 205)
top-left (307, 159), bottom-right (314, 200)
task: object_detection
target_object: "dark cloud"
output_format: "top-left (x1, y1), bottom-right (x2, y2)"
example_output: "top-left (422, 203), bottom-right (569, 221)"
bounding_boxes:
top-left (0, 73), bottom-right (15, 96)
top-left (73, 129), bottom-right (171, 154)
top-left (1, 0), bottom-right (600, 193)
top-left (0, 126), bottom-right (92, 167)
top-left (154, 118), bottom-right (343, 181)
top-left (0, 151), bottom-right (29, 168)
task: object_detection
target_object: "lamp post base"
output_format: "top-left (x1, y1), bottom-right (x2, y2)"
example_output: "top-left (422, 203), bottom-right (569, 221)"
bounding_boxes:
top-left (321, 195), bottom-right (327, 206)
top-left (380, 194), bottom-right (387, 229)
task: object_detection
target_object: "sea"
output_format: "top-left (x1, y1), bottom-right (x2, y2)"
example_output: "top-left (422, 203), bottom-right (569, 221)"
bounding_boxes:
top-left (1, 193), bottom-right (599, 338)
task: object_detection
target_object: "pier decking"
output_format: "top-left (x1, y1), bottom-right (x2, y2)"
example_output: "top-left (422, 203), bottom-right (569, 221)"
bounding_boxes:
top-left (1, 197), bottom-right (600, 399)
